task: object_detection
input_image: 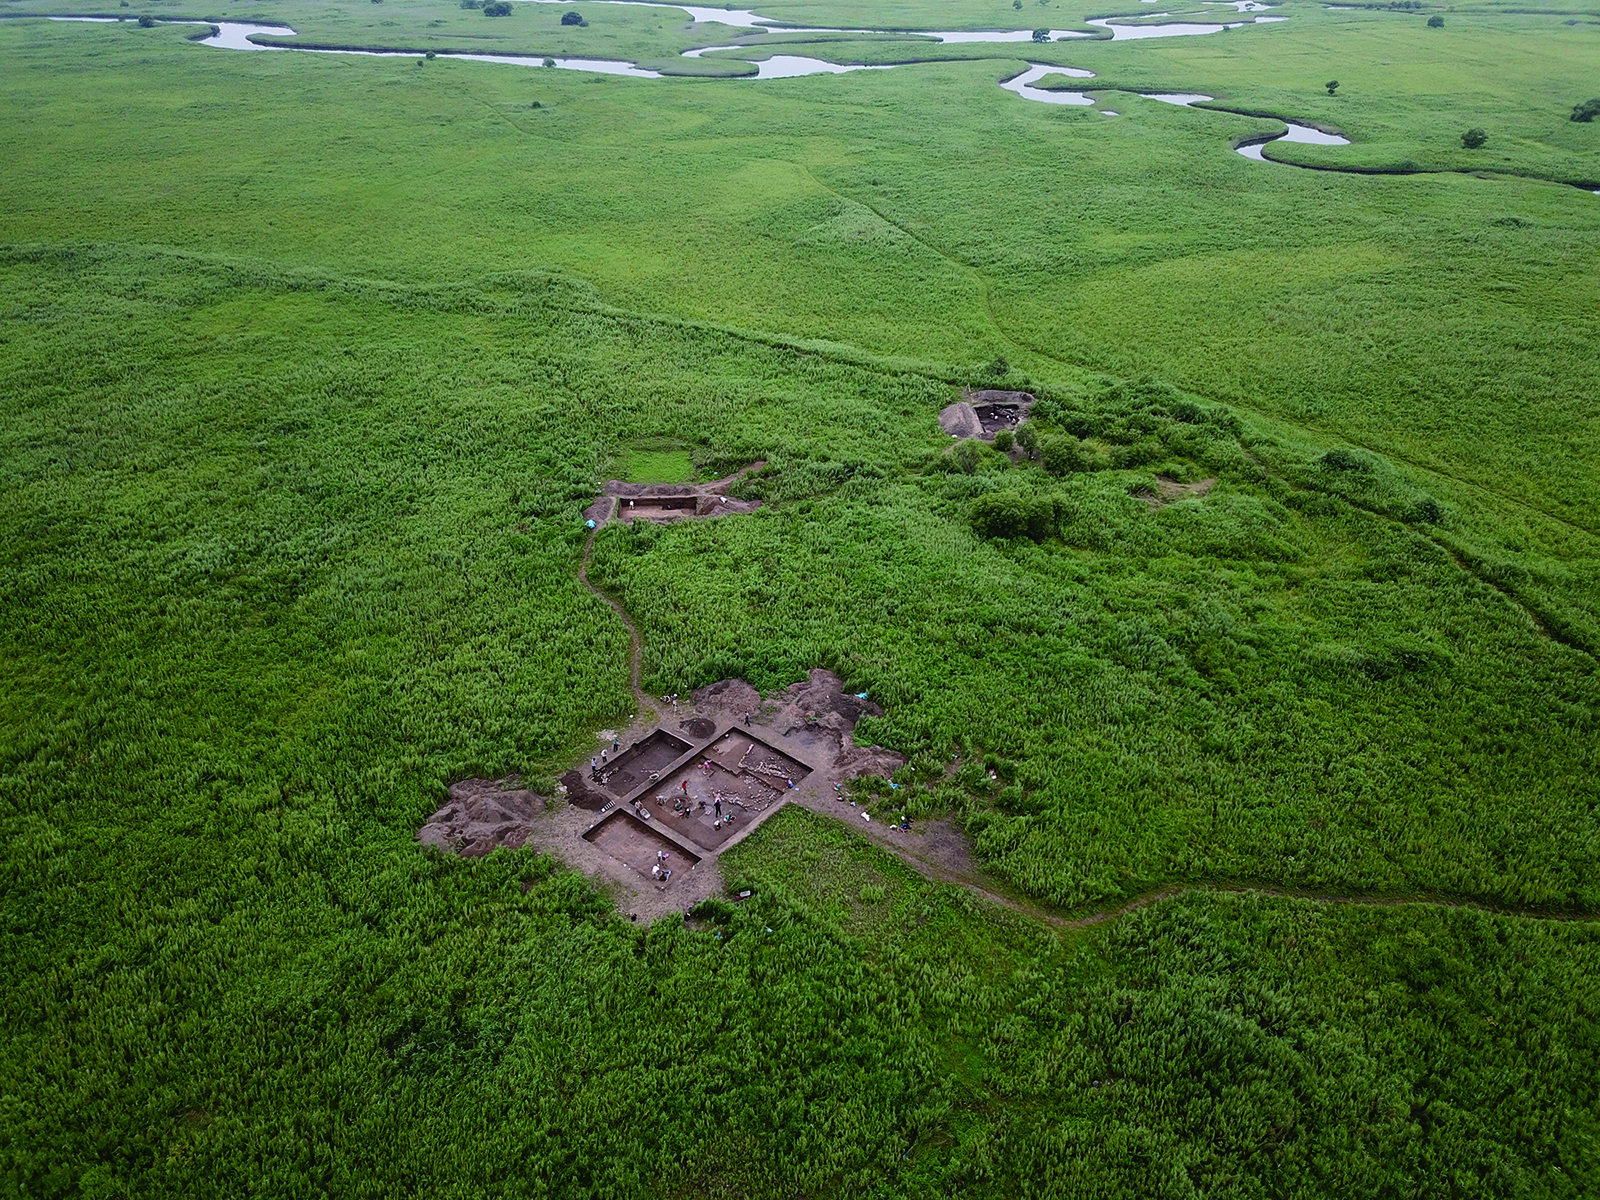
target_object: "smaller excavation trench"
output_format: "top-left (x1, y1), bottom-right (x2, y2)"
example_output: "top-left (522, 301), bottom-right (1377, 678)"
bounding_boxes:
top-left (587, 464), bottom-right (767, 528)
top-left (582, 810), bottom-right (701, 880)
top-left (974, 402), bottom-right (1023, 434)
top-left (593, 729), bottom-right (692, 796)
top-left (618, 494), bottom-right (700, 522)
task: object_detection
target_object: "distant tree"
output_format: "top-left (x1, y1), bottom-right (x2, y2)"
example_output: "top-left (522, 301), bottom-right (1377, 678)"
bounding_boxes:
top-left (483, 2), bottom-right (513, 14)
top-left (137, 14), bottom-right (155, 25)
top-left (530, 100), bottom-right (543, 108)
top-left (1462, 127), bottom-right (1487, 148)
top-left (461, 0), bottom-right (482, 7)
top-left (1031, 27), bottom-right (1051, 41)
top-left (561, 9), bottom-right (586, 23)
top-left (1572, 98), bottom-right (1600, 122)
top-left (1426, 14), bottom-right (1443, 25)
top-left (1013, 0), bottom-right (1023, 7)
top-left (993, 429), bottom-right (1015, 453)
top-left (1325, 79), bottom-right (1340, 95)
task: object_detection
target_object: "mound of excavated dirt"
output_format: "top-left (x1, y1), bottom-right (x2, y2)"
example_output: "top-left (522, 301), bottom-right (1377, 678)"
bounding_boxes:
top-left (692, 677), bottom-right (762, 719)
top-left (419, 778), bottom-right (549, 858)
top-left (679, 716), bottom-right (717, 740)
top-left (559, 769), bottom-right (608, 811)
top-left (778, 668), bottom-right (880, 726)
top-left (774, 669), bottom-right (908, 781)
top-left (938, 401), bottom-right (983, 439)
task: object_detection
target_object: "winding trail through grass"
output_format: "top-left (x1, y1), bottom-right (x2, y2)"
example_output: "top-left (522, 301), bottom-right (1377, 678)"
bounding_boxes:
top-left (576, 460), bottom-right (769, 719)
top-left (577, 496), bottom-right (656, 718)
top-left (791, 788), bottom-right (1600, 932)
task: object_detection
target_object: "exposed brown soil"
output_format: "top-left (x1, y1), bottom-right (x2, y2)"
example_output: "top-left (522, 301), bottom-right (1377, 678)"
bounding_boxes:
top-left (1134, 474), bottom-right (1217, 509)
top-left (679, 716), bottom-right (717, 740)
top-left (938, 390), bottom-right (1035, 441)
top-left (559, 769), bottom-right (609, 811)
top-left (692, 677), bottom-right (761, 720)
top-left (418, 778), bottom-right (550, 858)
top-left (774, 669), bottom-right (907, 779)
top-left (582, 809), bottom-right (701, 878)
top-left (421, 668), bottom-right (907, 919)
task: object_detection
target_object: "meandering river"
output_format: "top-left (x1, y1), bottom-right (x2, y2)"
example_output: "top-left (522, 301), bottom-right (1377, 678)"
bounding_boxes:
top-left (29, 6), bottom-right (1383, 175)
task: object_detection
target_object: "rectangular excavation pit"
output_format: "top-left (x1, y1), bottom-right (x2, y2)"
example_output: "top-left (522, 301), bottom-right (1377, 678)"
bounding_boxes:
top-left (618, 495), bottom-right (697, 522)
top-left (582, 810), bottom-right (700, 877)
top-left (702, 731), bottom-right (812, 785)
top-left (973, 402), bottom-right (1022, 433)
top-left (596, 729), bottom-right (692, 795)
top-left (644, 732), bottom-right (813, 852)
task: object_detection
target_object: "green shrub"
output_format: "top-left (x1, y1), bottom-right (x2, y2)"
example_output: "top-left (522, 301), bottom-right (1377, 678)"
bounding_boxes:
top-left (561, 9), bottom-right (586, 24)
top-left (1014, 421), bottom-right (1040, 457)
top-left (1041, 434), bottom-right (1092, 475)
top-left (1571, 98), bottom-right (1600, 122)
top-left (1411, 495), bottom-right (1445, 524)
top-left (993, 429), bottom-right (1015, 453)
top-left (1463, 127), bottom-right (1488, 148)
top-left (1319, 447), bottom-right (1375, 472)
top-left (969, 490), bottom-right (1059, 539)
top-left (1427, 14), bottom-right (1444, 26)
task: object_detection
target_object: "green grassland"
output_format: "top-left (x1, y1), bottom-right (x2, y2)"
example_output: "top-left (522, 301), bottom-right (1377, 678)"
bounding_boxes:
top-left (3, 1), bottom-right (1600, 1194)
top-left (620, 439), bottom-right (698, 482)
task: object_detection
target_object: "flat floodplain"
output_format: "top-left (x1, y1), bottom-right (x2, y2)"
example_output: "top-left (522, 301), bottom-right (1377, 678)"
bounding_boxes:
top-left (2, 1), bottom-right (1599, 1195)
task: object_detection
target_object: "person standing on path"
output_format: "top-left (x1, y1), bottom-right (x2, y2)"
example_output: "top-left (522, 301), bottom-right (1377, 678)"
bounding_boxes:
top-left (743, 712), bottom-right (752, 727)
top-left (714, 798), bottom-right (722, 819)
